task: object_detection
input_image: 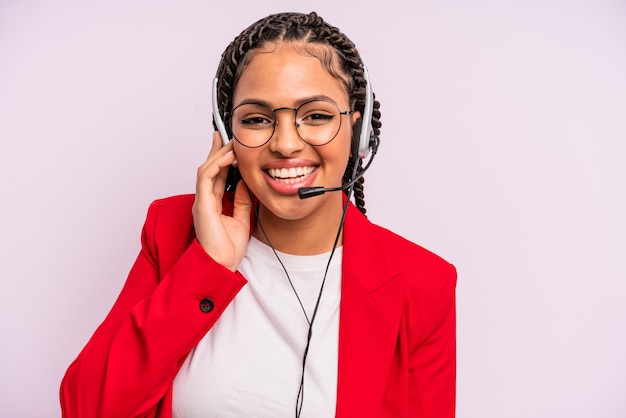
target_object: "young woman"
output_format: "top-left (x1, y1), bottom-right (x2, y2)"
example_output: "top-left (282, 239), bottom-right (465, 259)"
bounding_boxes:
top-left (60, 11), bottom-right (457, 418)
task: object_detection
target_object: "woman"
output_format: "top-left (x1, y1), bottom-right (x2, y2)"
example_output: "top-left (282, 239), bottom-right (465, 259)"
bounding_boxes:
top-left (60, 11), bottom-right (457, 418)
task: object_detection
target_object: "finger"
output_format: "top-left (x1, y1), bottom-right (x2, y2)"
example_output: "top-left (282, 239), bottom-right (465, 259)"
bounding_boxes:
top-left (212, 153), bottom-right (234, 195)
top-left (197, 133), bottom-right (234, 179)
top-left (211, 130), bottom-right (224, 151)
top-left (196, 148), bottom-right (235, 197)
top-left (194, 132), bottom-right (236, 216)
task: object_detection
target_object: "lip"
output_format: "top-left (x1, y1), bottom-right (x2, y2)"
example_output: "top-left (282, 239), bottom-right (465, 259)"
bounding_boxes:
top-left (262, 159), bottom-right (320, 195)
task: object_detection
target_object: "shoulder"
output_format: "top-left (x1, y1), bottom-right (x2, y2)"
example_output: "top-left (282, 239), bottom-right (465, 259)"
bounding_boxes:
top-left (371, 221), bottom-right (454, 277)
top-left (370, 221), bottom-right (456, 293)
top-left (147, 193), bottom-right (195, 219)
top-left (141, 193), bottom-right (236, 271)
top-left (144, 194), bottom-right (196, 240)
top-left (345, 204), bottom-right (455, 280)
top-left (140, 194), bottom-right (197, 274)
top-left (361, 216), bottom-right (457, 341)
top-left (344, 206), bottom-right (456, 338)
top-left (344, 205), bottom-right (456, 309)
top-left (144, 192), bottom-right (236, 233)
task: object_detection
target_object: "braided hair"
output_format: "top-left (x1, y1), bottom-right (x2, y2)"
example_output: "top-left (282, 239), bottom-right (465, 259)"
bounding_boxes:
top-left (214, 11), bottom-right (381, 216)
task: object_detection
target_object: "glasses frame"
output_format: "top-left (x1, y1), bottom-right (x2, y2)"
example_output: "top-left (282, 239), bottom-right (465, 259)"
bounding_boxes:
top-left (228, 99), bottom-right (354, 148)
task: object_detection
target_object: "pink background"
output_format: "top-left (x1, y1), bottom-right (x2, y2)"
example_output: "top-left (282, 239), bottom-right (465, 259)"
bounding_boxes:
top-left (1, 1), bottom-right (625, 416)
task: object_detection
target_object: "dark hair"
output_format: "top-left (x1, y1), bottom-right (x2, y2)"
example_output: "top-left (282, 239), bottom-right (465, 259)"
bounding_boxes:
top-left (214, 11), bottom-right (381, 215)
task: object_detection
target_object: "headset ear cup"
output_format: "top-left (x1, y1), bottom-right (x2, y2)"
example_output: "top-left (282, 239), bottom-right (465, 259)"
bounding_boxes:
top-left (351, 118), bottom-right (363, 158)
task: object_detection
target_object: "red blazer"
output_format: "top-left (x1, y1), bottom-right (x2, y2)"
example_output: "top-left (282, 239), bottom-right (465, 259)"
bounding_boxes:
top-left (60, 194), bottom-right (456, 417)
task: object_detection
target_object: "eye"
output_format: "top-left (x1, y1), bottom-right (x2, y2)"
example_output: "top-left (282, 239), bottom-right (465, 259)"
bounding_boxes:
top-left (233, 103), bottom-right (275, 130)
top-left (240, 115), bottom-right (274, 128)
top-left (307, 113), bottom-right (334, 121)
top-left (297, 100), bottom-right (340, 126)
top-left (299, 111), bottom-right (335, 126)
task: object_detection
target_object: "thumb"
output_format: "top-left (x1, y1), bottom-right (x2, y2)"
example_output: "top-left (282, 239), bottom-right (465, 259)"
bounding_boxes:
top-left (232, 180), bottom-right (253, 227)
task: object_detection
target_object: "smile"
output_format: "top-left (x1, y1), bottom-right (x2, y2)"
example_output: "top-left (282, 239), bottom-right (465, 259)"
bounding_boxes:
top-left (267, 166), bottom-right (317, 184)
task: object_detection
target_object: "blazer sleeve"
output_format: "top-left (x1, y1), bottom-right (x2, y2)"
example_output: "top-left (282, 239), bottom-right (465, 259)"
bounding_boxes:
top-left (60, 199), bottom-right (247, 418)
top-left (410, 262), bottom-right (457, 417)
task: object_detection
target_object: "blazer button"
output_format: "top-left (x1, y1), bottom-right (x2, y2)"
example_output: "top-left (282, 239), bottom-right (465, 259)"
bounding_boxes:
top-left (199, 298), bottom-right (214, 313)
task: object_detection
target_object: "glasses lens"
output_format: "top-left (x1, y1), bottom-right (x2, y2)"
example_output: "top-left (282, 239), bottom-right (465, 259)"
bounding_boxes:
top-left (231, 103), bottom-right (275, 147)
top-left (296, 101), bottom-right (342, 146)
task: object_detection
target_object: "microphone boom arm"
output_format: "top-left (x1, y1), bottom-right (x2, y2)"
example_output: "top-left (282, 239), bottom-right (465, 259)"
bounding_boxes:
top-left (298, 136), bottom-right (379, 199)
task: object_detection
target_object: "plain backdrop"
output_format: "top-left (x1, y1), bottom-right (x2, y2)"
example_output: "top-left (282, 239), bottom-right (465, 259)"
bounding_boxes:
top-left (1, 0), bottom-right (625, 417)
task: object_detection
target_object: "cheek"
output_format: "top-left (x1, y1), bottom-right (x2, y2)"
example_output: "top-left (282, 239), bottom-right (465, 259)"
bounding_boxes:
top-left (326, 133), bottom-right (352, 173)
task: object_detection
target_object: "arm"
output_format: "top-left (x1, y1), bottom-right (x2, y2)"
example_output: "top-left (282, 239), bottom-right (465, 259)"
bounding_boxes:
top-left (61, 132), bottom-right (252, 417)
top-left (410, 263), bottom-right (457, 417)
top-left (60, 200), bottom-right (247, 418)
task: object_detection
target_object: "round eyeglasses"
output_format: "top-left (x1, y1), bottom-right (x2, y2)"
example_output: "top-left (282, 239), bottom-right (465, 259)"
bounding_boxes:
top-left (229, 100), bottom-right (354, 148)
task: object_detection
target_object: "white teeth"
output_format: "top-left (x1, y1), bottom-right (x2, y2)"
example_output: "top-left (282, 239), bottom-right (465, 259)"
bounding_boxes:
top-left (268, 166), bottom-right (315, 183)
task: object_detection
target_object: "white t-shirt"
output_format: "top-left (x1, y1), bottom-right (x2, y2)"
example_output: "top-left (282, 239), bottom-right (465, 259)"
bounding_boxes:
top-left (172, 236), bottom-right (342, 418)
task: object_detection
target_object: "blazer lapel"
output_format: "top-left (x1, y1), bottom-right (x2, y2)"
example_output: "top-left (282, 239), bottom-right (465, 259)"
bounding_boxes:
top-left (335, 204), bottom-right (405, 417)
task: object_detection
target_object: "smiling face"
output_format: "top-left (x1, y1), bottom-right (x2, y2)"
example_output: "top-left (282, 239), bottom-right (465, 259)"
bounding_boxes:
top-left (231, 42), bottom-right (359, 228)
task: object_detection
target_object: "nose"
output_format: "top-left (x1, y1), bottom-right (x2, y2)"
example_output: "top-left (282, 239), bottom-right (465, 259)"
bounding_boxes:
top-left (268, 109), bottom-right (305, 156)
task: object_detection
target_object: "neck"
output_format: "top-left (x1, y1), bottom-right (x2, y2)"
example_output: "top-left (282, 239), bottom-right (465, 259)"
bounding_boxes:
top-left (252, 197), bottom-right (346, 255)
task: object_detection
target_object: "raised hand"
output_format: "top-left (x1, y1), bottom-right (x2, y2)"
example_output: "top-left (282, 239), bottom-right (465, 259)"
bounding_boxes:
top-left (192, 132), bottom-right (252, 272)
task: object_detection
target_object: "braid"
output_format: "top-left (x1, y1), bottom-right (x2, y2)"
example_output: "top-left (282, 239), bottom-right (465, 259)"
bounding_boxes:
top-left (342, 157), bottom-right (367, 215)
top-left (214, 12), bottom-right (382, 216)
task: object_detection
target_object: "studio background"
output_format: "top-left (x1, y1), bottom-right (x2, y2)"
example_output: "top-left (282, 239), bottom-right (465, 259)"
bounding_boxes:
top-left (1, 1), bottom-right (624, 417)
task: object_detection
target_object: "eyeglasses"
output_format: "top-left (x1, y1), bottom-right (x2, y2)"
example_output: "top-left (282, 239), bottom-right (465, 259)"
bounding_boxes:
top-left (229, 99), bottom-right (354, 148)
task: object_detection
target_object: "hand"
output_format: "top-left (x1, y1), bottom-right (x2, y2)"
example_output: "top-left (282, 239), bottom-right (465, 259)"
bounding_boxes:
top-left (192, 132), bottom-right (252, 272)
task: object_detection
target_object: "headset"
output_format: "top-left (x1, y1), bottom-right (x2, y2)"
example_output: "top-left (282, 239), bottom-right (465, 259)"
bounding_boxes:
top-left (211, 66), bottom-right (379, 195)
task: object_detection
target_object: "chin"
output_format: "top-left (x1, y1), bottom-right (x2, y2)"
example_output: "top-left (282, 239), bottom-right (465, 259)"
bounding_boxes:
top-left (261, 197), bottom-right (312, 221)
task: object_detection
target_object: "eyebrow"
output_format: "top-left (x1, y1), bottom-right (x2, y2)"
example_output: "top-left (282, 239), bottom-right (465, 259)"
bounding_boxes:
top-left (233, 94), bottom-right (342, 109)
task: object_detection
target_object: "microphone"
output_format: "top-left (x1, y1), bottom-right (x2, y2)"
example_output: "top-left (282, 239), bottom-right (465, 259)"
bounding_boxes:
top-left (298, 136), bottom-right (379, 199)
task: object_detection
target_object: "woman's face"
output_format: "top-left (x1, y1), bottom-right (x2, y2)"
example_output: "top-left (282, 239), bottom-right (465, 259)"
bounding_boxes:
top-left (231, 43), bottom-right (359, 223)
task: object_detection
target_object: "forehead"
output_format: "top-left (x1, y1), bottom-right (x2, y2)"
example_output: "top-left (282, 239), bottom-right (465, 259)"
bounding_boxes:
top-left (232, 42), bottom-right (351, 107)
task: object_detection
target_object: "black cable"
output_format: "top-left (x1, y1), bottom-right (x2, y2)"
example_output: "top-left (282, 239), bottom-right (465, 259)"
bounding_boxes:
top-left (249, 156), bottom-right (360, 418)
